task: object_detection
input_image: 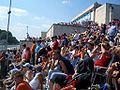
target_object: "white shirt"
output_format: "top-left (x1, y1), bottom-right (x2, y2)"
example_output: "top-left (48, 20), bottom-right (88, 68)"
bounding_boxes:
top-left (29, 72), bottom-right (42, 90)
top-left (22, 48), bottom-right (26, 59)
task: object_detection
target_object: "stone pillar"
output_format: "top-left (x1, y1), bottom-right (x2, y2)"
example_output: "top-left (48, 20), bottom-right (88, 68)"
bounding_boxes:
top-left (93, 8), bottom-right (96, 22)
top-left (109, 4), bottom-right (113, 22)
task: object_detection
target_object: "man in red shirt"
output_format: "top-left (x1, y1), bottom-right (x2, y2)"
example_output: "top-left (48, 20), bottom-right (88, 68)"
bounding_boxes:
top-left (52, 36), bottom-right (59, 50)
top-left (14, 71), bottom-right (32, 90)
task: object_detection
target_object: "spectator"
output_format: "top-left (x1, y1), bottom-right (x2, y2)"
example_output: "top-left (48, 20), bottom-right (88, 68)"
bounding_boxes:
top-left (52, 36), bottom-right (59, 51)
top-left (22, 63), bottom-right (34, 83)
top-left (21, 44), bottom-right (26, 60)
top-left (108, 20), bottom-right (118, 44)
top-left (0, 52), bottom-right (7, 79)
top-left (30, 41), bottom-right (36, 65)
top-left (23, 47), bottom-right (31, 63)
top-left (35, 40), bottom-right (43, 65)
top-left (13, 71), bottom-right (32, 90)
top-left (29, 66), bottom-right (44, 90)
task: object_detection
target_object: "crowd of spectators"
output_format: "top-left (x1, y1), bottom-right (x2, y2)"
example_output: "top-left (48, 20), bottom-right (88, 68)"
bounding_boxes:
top-left (0, 19), bottom-right (120, 90)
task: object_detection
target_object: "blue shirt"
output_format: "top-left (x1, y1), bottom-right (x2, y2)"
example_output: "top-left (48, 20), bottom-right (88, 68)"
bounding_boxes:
top-left (35, 44), bottom-right (42, 53)
top-left (108, 25), bottom-right (117, 37)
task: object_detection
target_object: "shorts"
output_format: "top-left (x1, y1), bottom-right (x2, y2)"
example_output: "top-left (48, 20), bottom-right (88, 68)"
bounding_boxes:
top-left (50, 72), bottom-right (67, 87)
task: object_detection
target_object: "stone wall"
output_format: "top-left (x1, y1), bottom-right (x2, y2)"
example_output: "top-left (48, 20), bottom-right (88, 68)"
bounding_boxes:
top-left (46, 24), bottom-right (87, 38)
top-left (95, 4), bottom-right (106, 25)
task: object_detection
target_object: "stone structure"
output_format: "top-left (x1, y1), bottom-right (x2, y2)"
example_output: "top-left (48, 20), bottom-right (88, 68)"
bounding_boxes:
top-left (46, 24), bottom-right (86, 38)
top-left (72, 2), bottom-right (120, 25)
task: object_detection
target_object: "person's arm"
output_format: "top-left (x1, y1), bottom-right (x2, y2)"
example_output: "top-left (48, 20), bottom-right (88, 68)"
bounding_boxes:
top-left (101, 44), bottom-right (106, 54)
top-left (38, 74), bottom-right (44, 90)
top-left (59, 60), bottom-right (68, 74)
top-left (0, 56), bottom-right (4, 61)
top-left (42, 61), bottom-right (49, 71)
top-left (91, 45), bottom-right (99, 58)
top-left (80, 51), bottom-right (84, 60)
top-left (54, 60), bottom-right (59, 68)
top-left (61, 85), bottom-right (76, 90)
top-left (73, 50), bottom-right (79, 58)
top-left (51, 59), bottom-right (59, 70)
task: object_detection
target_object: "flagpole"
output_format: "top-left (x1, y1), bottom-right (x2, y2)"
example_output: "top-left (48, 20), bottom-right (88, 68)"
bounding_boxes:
top-left (6, 0), bottom-right (12, 50)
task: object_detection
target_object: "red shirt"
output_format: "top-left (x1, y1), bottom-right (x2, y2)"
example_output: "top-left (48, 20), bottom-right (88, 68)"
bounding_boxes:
top-left (24, 51), bottom-right (31, 62)
top-left (94, 54), bottom-right (110, 67)
top-left (16, 81), bottom-right (32, 90)
top-left (52, 41), bottom-right (59, 50)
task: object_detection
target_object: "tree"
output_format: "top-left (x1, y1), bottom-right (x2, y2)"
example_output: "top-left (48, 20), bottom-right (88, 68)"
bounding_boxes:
top-left (0, 29), bottom-right (19, 45)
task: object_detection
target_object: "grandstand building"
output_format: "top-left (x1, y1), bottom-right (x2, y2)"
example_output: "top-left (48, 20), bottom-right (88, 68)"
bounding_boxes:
top-left (46, 24), bottom-right (86, 38)
top-left (46, 2), bottom-right (120, 38)
top-left (72, 2), bottom-right (120, 25)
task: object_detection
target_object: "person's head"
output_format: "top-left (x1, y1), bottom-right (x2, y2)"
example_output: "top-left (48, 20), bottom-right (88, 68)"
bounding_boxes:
top-left (102, 42), bottom-right (111, 50)
top-left (22, 44), bottom-right (26, 49)
top-left (35, 65), bottom-right (42, 72)
top-left (52, 49), bottom-right (61, 60)
top-left (22, 63), bottom-right (31, 72)
top-left (26, 47), bottom-right (30, 51)
top-left (37, 40), bottom-right (41, 45)
top-left (58, 35), bottom-right (61, 39)
top-left (41, 54), bottom-right (48, 62)
top-left (87, 42), bottom-right (94, 50)
top-left (52, 36), bottom-right (57, 42)
top-left (9, 68), bottom-right (20, 79)
top-left (111, 19), bottom-right (116, 25)
top-left (32, 40), bottom-right (35, 44)
top-left (13, 71), bottom-right (24, 84)
top-left (74, 46), bottom-right (79, 51)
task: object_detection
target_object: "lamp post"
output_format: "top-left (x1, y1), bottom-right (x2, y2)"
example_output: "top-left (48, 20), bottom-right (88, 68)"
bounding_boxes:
top-left (6, 0), bottom-right (12, 50)
top-left (26, 26), bottom-right (29, 39)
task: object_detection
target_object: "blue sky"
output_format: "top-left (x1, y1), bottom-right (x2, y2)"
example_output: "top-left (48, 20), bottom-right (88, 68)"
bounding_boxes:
top-left (0, 0), bottom-right (120, 40)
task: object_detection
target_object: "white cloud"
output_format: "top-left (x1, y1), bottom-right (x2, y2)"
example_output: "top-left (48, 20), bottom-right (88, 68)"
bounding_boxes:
top-left (62, 0), bottom-right (71, 4)
top-left (12, 8), bottom-right (28, 16)
top-left (0, 6), bottom-right (28, 17)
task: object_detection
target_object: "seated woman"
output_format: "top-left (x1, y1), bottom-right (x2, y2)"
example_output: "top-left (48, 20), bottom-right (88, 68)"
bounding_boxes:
top-left (29, 65), bottom-right (44, 90)
top-left (48, 49), bottom-right (74, 90)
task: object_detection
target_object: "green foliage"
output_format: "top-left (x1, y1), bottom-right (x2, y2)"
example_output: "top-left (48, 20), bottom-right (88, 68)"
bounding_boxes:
top-left (0, 29), bottom-right (19, 45)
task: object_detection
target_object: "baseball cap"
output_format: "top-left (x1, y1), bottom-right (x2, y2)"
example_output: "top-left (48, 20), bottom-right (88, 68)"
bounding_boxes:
top-left (9, 68), bottom-right (20, 77)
